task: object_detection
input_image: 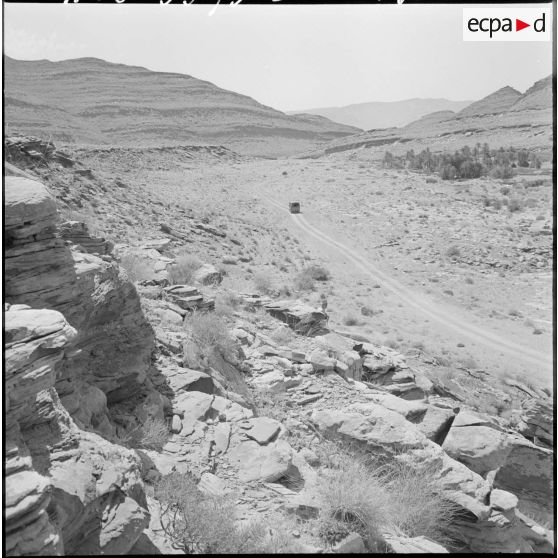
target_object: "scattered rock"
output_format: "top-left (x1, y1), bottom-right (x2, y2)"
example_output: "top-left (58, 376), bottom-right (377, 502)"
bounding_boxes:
top-left (333, 532), bottom-right (366, 553)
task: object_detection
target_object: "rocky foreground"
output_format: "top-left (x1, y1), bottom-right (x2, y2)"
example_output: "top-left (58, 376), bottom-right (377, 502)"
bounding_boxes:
top-left (4, 168), bottom-right (554, 554)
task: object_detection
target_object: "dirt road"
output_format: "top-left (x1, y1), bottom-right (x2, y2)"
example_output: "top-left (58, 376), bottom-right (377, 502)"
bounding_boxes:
top-left (266, 196), bottom-right (553, 388)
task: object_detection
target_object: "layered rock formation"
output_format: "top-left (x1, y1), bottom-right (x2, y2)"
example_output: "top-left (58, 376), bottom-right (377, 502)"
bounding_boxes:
top-left (5, 177), bottom-right (154, 555)
top-left (5, 176), bottom-right (155, 408)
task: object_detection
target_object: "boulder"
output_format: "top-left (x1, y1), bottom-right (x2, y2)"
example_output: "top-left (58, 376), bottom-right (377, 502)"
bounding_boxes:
top-left (308, 349), bottom-right (336, 373)
top-left (492, 439), bottom-right (553, 520)
top-left (442, 410), bottom-right (553, 521)
top-left (166, 368), bottom-right (215, 395)
top-left (517, 397), bottom-right (553, 446)
top-left (194, 263), bottom-right (223, 285)
top-left (244, 417), bottom-right (281, 445)
top-left (58, 220), bottom-right (112, 255)
top-left (363, 392), bottom-right (428, 421)
top-left (310, 405), bottom-right (426, 454)
top-left (415, 405), bottom-right (455, 444)
top-left (251, 369), bottom-right (302, 392)
top-left (227, 439), bottom-right (294, 482)
top-left (333, 532), bottom-right (366, 553)
top-left (264, 300), bottom-right (327, 335)
top-left (383, 535), bottom-right (448, 553)
top-left (442, 423), bottom-right (512, 476)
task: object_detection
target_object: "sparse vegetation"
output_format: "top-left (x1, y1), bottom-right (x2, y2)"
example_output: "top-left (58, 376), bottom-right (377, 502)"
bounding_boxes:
top-left (360, 305), bottom-right (378, 317)
top-left (154, 472), bottom-right (296, 553)
top-left (183, 310), bottom-right (237, 362)
top-left (294, 264), bottom-right (331, 291)
top-left (316, 446), bottom-right (459, 550)
top-left (168, 253), bottom-right (202, 284)
top-left (342, 313), bottom-right (360, 326)
top-left (445, 245), bottom-right (461, 258)
top-left (383, 144), bottom-right (540, 180)
top-left (269, 324), bottom-right (294, 345)
top-left (507, 198), bottom-right (523, 213)
top-left (215, 290), bottom-right (242, 317)
top-left (138, 416), bottom-right (169, 451)
top-left (119, 253), bottom-right (154, 283)
top-left (253, 271), bottom-right (275, 295)
top-left (116, 416), bottom-right (169, 452)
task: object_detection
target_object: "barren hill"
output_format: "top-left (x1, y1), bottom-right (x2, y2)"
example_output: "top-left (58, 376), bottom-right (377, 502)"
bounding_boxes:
top-left (4, 56), bottom-right (360, 157)
top-left (289, 98), bottom-right (473, 131)
top-left (456, 86), bottom-right (521, 118)
top-left (509, 75), bottom-right (553, 112)
top-left (306, 76), bottom-right (553, 159)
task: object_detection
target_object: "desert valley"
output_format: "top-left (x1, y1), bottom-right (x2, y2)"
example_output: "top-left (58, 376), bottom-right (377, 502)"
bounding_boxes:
top-left (4, 53), bottom-right (554, 555)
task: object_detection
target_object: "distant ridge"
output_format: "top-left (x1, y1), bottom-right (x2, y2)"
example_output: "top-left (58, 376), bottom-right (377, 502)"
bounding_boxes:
top-left (288, 98), bottom-right (473, 131)
top-left (302, 76), bottom-right (552, 158)
top-left (4, 56), bottom-right (361, 157)
top-left (456, 86), bottom-right (521, 118)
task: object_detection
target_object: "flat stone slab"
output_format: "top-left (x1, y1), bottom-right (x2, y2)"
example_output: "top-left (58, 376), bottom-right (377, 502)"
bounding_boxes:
top-left (245, 417), bottom-right (281, 445)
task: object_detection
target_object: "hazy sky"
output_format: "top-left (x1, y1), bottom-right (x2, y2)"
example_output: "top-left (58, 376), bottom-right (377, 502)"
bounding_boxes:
top-left (4, 3), bottom-right (553, 112)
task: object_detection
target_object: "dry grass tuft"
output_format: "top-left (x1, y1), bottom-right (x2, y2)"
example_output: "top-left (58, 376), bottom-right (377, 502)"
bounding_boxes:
top-left (168, 253), bottom-right (202, 284)
top-left (315, 447), bottom-right (459, 550)
top-left (215, 290), bottom-right (242, 317)
top-left (253, 271), bottom-right (275, 295)
top-left (119, 253), bottom-right (154, 283)
top-left (183, 310), bottom-right (237, 362)
top-left (293, 264), bottom-right (331, 291)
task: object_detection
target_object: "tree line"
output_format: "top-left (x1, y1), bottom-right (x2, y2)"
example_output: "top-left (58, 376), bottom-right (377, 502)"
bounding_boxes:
top-left (382, 144), bottom-right (541, 180)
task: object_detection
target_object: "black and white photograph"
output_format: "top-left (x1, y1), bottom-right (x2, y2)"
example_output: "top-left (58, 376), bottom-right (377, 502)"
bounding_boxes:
top-left (3, 0), bottom-right (555, 554)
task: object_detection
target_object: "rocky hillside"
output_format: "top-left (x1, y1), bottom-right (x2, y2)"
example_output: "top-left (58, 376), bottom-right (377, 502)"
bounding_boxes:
top-left (4, 56), bottom-right (360, 158)
top-left (290, 98), bottom-right (473, 131)
top-left (4, 139), bottom-right (554, 555)
top-left (456, 86), bottom-right (520, 118)
top-left (306, 75), bottom-right (552, 159)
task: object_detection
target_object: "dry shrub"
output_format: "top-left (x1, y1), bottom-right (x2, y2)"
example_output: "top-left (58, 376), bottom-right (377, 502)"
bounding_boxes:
top-left (445, 245), bottom-right (461, 258)
top-left (168, 253), bottom-right (202, 284)
top-left (317, 449), bottom-right (459, 550)
top-left (294, 264), bottom-right (331, 291)
top-left (119, 253), bottom-right (154, 283)
top-left (381, 460), bottom-right (459, 543)
top-left (117, 416), bottom-right (169, 452)
top-left (269, 324), bottom-right (294, 345)
top-left (342, 313), bottom-right (360, 326)
top-left (215, 291), bottom-right (242, 317)
top-left (183, 310), bottom-right (237, 362)
top-left (154, 472), bottom-right (301, 553)
top-left (318, 454), bottom-right (390, 549)
top-left (138, 416), bottom-right (169, 451)
top-left (253, 271), bottom-right (275, 295)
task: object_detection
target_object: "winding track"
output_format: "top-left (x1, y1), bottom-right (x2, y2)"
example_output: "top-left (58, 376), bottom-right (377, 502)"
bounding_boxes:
top-left (266, 196), bottom-right (552, 371)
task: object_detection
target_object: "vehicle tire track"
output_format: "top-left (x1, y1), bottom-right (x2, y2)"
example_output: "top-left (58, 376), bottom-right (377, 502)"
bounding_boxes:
top-left (266, 196), bottom-right (551, 369)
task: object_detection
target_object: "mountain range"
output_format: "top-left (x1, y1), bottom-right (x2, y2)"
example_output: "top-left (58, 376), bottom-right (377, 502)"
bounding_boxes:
top-left (4, 56), bottom-right (553, 159)
top-left (288, 98), bottom-right (473, 131)
top-left (4, 56), bottom-right (360, 157)
top-left (309, 76), bottom-right (553, 159)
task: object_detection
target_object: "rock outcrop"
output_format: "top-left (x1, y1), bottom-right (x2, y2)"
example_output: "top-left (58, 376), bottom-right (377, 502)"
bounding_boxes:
top-left (5, 177), bottom-right (155, 555)
top-left (5, 176), bottom-right (155, 408)
top-left (442, 408), bottom-right (554, 522)
top-left (517, 397), bottom-right (553, 446)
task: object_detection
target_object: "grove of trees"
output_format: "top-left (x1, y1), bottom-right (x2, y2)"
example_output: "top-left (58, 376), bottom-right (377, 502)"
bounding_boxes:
top-left (382, 144), bottom-right (541, 180)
